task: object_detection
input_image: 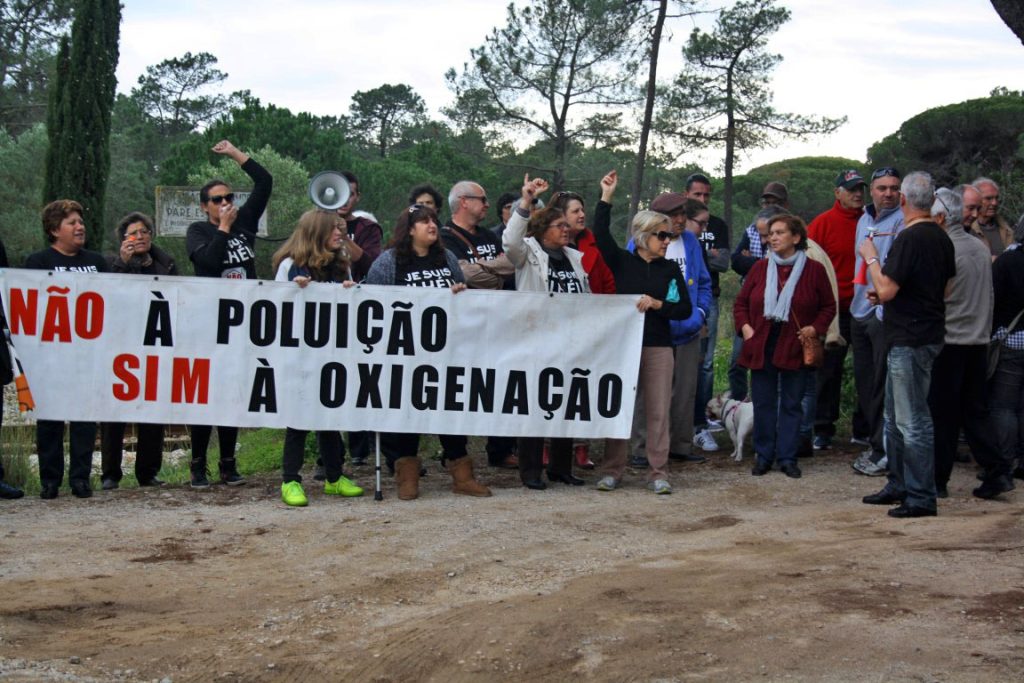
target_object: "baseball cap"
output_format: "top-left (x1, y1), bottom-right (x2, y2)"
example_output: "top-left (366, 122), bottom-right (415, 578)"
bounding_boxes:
top-left (835, 169), bottom-right (866, 190)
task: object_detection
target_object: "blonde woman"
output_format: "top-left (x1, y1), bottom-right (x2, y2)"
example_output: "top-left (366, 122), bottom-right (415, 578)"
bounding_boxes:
top-left (272, 209), bottom-right (363, 506)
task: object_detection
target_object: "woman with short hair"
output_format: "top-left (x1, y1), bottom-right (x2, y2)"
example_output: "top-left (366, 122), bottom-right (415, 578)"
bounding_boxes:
top-left (100, 212), bottom-right (178, 491)
top-left (591, 171), bottom-right (692, 494)
top-left (734, 214), bottom-right (835, 478)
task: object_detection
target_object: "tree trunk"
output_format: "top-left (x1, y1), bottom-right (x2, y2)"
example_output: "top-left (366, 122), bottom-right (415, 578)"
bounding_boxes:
top-left (991, 0), bottom-right (1024, 46)
top-left (630, 0), bottom-right (668, 220)
top-left (722, 72), bottom-right (736, 231)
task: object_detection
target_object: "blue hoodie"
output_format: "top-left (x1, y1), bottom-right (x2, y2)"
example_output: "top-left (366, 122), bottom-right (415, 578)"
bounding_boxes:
top-left (627, 231), bottom-right (711, 345)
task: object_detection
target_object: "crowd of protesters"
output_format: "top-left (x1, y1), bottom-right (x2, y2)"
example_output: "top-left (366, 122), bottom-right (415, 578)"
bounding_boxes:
top-left (0, 140), bottom-right (1020, 517)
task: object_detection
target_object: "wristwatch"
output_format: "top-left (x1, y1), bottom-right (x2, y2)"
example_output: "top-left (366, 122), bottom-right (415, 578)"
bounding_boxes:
top-left (866, 257), bottom-right (879, 266)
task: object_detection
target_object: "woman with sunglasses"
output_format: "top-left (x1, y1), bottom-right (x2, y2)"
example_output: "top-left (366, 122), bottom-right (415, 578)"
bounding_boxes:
top-left (99, 212), bottom-right (179, 492)
top-left (364, 204), bottom-right (491, 501)
top-left (592, 171), bottom-right (692, 494)
top-left (184, 139), bottom-right (273, 488)
top-left (271, 209), bottom-right (364, 506)
top-left (502, 174), bottom-right (590, 490)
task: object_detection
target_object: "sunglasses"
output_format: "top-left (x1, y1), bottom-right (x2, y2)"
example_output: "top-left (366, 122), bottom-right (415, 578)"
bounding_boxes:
top-left (551, 191), bottom-right (584, 207)
top-left (871, 167), bottom-right (900, 180)
top-left (408, 203), bottom-right (430, 213)
top-left (654, 231), bottom-right (674, 241)
top-left (207, 193), bottom-right (235, 205)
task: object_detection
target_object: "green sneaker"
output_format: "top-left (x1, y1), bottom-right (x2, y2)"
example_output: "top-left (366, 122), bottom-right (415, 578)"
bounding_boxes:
top-left (281, 481), bottom-right (308, 507)
top-left (324, 475), bottom-right (364, 497)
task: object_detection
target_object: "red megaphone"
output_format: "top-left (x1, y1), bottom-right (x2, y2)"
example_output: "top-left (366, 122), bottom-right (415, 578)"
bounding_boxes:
top-left (853, 227), bottom-right (877, 286)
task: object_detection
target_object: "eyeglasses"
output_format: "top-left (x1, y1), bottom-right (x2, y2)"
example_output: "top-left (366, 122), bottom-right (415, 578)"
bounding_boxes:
top-left (462, 194), bottom-right (489, 204)
top-left (871, 167), bottom-right (900, 180)
top-left (690, 219), bottom-right (709, 228)
top-left (125, 227), bottom-right (152, 238)
top-left (208, 193), bottom-right (235, 205)
top-left (654, 231), bottom-right (674, 241)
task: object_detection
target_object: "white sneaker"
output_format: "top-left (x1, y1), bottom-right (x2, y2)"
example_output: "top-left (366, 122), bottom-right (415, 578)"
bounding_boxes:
top-left (596, 476), bottom-right (618, 491)
top-left (706, 419), bottom-right (725, 433)
top-left (647, 479), bottom-right (672, 494)
top-left (694, 429), bottom-right (720, 451)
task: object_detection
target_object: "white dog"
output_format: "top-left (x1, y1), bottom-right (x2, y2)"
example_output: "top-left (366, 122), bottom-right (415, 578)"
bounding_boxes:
top-left (706, 392), bottom-right (754, 462)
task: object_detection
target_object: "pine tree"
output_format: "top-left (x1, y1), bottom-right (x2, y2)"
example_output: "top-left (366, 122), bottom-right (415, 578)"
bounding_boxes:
top-left (42, 0), bottom-right (122, 249)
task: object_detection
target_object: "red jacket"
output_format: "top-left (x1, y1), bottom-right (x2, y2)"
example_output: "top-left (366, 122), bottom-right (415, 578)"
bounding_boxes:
top-left (575, 229), bottom-right (616, 294)
top-left (734, 257), bottom-right (835, 371)
top-left (807, 200), bottom-right (862, 309)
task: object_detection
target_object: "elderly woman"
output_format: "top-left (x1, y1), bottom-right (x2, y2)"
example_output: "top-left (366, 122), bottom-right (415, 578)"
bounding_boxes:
top-left (365, 204), bottom-right (491, 501)
top-left (272, 209), bottom-right (365, 506)
top-left (503, 174), bottom-right (590, 489)
top-left (734, 214), bottom-right (835, 478)
top-left (24, 200), bottom-right (110, 499)
top-left (592, 171), bottom-right (692, 494)
top-left (100, 212), bottom-right (179, 491)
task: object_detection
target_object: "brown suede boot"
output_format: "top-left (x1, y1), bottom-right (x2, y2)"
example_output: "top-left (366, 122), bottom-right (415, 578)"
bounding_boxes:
top-left (394, 457), bottom-right (421, 500)
top-left (446, 457), bottom-right (492, 497)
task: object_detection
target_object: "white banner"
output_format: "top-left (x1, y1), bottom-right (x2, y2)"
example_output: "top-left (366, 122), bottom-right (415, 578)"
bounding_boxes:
top-left (0, 270), bottom-right (644, 438)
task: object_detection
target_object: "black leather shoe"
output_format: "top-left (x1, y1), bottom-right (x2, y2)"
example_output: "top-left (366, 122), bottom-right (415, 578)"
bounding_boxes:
top-left (40, 482), bottom-right (59, 499)
top-left (751, 461), bottom-right (771, 476)
top-left (670, 452), bottom-right (707, 463)
top-left (779, 462), bottom-right (802, 479)
top-left (936, 485), bottom-right (949, 499)
top-left (0, 480), bottom-right (24, 499)
top-left (70, 480), bottom-right (92, 499)
top-left (887, 504), bottom-right (936, 518)
top-left (973, 477), bottom-right (1014, 500)
top-left (862, 490), bottom-right (904, 505)
top-left (523, 479), bottom-right (547, 490)
top-left (137, 477), bottom-right (165, 487)
top-left (547, 471), bottom-right (585, 486)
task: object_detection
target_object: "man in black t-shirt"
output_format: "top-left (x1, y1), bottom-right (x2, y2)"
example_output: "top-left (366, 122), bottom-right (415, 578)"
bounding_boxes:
top-left (858, 172), bottom-right (955, 518)
top-left (442, 180), bottom-right (517, 468)
top-left (24, 200), bottom-right (110, 500)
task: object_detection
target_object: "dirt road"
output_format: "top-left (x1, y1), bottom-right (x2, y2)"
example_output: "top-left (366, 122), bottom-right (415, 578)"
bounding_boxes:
top-left (0, 447), bottom-right (1021, 682)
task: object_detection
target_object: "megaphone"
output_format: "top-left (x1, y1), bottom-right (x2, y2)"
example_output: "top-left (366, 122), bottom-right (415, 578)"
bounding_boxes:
top-left (853, 225), bottom-right (877, 286)
top-left (308, 171), bottom-right (351, 211)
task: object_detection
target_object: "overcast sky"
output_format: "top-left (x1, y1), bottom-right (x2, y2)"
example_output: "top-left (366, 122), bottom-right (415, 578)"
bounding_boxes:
top-left (117, 0), bottom-right (1024, 174)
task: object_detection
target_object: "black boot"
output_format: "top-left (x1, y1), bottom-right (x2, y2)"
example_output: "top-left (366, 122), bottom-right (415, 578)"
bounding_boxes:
top-left (219, 458), bottom-right (246, 486)
top-left (190, 457), bottom-right (210, 489)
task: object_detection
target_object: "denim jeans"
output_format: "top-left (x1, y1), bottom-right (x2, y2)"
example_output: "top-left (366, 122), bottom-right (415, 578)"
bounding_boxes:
top-left (694, 297), bottom-right (720, 428)
top-left (800, 369), bottom-right (816, 439)
top-left (988, 345), bottom-right (1024, 477)
top-left (884, 343), bottom-right (942, 511)
top-left (750, 330), bottom-right (806, 466)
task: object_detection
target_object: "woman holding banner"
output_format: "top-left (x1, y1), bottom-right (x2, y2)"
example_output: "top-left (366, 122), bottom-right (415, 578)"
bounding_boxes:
top-left (502, 174), bottom-right (590, 490)
top-left (591, 171), bottom-right (692, 495)
top-left (272, 209), bottom-right (365, 507)
top-left (100, 212), bottom-right (178, 491)
top-left (184, 139), bottom-right (273, 488)
top-left (364, 204), bottom-right (491, 501)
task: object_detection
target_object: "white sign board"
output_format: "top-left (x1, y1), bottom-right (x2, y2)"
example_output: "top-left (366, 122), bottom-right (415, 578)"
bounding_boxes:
top-left (1, 270), bottom-right (644, 438)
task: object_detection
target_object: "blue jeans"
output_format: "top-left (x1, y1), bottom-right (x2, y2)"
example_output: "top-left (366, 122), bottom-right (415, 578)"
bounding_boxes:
top-left (988, 345), bottom-right (1024, 476)
top-left (800, 369), bottom-right (816, 439)
top-left (750, 331), bottom-right (806, 466)
top-left (694, 297), bottom-right (720, 428)
top-left (884, 343), bottom-right (942, 510)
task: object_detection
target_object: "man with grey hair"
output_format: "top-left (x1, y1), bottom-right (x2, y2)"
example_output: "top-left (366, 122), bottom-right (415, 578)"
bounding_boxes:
top-left (441, 180), bottom-right (518, 469)
top-left (969, 177), bottom-right (1013, 257)
top-left (858, 171), bottom-right (955, 518)
top-left (926, 187), bottom-right (1004, 498)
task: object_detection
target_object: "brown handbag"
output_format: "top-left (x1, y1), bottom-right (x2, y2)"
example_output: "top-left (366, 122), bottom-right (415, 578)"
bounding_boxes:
top-left (793, 311), bottom-right (824, 368)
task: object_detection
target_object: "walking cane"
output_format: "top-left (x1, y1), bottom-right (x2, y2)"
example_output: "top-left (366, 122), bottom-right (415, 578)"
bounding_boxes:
top-left (374, 432), bottom-right (383, 501)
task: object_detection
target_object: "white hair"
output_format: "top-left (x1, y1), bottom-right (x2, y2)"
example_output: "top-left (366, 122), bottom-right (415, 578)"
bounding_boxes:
top-left (901, 171), bottom-right (935, 211)
top-left (931, 187), bottom-right (962, 226)
top-left (448, 180), bottom-right (478, 211)
top-left (971, 176), bottom-right (999, 193)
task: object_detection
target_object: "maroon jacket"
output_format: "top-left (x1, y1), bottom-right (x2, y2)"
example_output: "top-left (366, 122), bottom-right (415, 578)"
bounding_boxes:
top-left (734, 257), bottom-right (835, 371)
